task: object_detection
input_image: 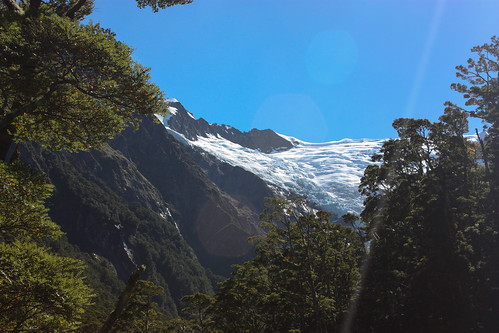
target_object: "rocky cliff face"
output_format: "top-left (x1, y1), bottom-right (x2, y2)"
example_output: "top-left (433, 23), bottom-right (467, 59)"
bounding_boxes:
top-left (161, 100), bottom-right (287, 215)
top-left (107, 117), bottom-right (263, 269)
top-left (166, 100), bottom-right (293, 153)
top-left (20, 115), bottom-right (269, 317)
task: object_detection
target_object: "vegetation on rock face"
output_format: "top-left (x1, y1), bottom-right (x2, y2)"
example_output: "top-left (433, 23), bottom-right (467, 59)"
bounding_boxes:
top-left (0, 0), bottom-right (193, 331)
top-left (21, 140), bottom-right (215, 328)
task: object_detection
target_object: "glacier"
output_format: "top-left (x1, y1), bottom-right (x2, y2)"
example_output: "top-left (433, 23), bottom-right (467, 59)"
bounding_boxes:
top-left (158, 111), bottom-right (385, 215)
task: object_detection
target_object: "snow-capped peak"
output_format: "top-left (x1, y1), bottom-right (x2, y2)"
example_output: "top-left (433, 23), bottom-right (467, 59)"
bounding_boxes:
top-left (158, 99), bottom-right (385, 215)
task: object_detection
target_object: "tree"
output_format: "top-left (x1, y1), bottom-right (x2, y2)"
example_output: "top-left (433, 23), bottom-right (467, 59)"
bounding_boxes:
top-left (450, 36), bottom-right (499, 200)
top-left (0, 0), bottom-right (193, 162)
top-left (110, 279), bottom-right (167, 333)
top-left (208, 261), bottom-right (270, 332)
top-left (209, 198), bottom-right (363, 333)
top-left (449, 35), bottom-right (499, 331)
top-left (136, 0), bottom-right (193, 12)
top-left (0, 161), bottom-right (61, 241)
top-left (0, 3), bottom-right (163, 161)
top-left (0, 240), bottom-right (93, 332)
top-left (353, 109), bottom-right (490, 332)
top-left (181, 293), bottom-right (214, 333)
top-left (0, 160), bottom-right (94, 332)
top-left (0, 1), bottom-right (193, 331)
top-left (1, 0), bottom-right (192, 17)
top-left (1, 0), bottom-right (94, 18)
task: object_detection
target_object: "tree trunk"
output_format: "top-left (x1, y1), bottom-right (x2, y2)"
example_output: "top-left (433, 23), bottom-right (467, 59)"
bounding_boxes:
top-left (0, 127), bottom-right (18, 163)
top-left (98, 265), bottom-right (146, 333)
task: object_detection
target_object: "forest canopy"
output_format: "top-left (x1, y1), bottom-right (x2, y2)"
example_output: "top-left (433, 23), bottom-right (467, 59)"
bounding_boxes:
top-left (180, 37), bottom-right (499, 333)
top-left (0, 1), bottom-right (193, 331)
top-left (0, 0), bottom-right (192, 160)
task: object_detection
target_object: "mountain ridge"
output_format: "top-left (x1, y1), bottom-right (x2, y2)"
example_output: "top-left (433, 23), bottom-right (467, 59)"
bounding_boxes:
top-left (160, 99), bottom-right (385, 216)
top-left (19, 115), bottom-right (269, 319)
top-left (164, 100), bottom-right (294, 153)
top-left (18, 98), bottom-right (384, 320)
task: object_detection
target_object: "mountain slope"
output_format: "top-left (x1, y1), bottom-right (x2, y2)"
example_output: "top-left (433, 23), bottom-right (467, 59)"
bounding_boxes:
top-left (21, 140), bottom-right (214, 317)
top-left (160, 100), bottom-right (385, 215)
top-left (107, 117), bottom-right (262, 269)
top-left (19, 115), bottom-right (268, 319)
top-left (17, 98), bottom-right (384, 320)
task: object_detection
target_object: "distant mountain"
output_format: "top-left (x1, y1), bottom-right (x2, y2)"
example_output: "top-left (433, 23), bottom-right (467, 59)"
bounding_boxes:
top-left (165, 98), bottom-right (293, 153)
top-left (159, 99), bottom-right (385, 216)
top-left (20, 116), bottom-right (267, 318)
top-left (19, 98), bottom-right (384, 319)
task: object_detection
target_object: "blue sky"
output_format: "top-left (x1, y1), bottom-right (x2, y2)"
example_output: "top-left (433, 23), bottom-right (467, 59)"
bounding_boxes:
top-left (89, 0), bottom-right (499, 142)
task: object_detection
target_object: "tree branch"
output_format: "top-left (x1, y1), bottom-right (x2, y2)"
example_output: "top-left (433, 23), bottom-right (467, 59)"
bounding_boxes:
top-left (476, 128), bottom-right (490, 178)
top-left (1, 0), bottom-right (25, 16)
top-left (98, 265), bottom-right (146, 333)
top-left (0, 82), bottom-right (61, 132)
top-left (64, 0), bottom-right (87, 19)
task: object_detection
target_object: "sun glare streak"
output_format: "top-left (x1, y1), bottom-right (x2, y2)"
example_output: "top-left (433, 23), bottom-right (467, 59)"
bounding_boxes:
top-left (341, 2), bottom-right (446, 331)
top-left (405, 0), bottom-right (446, 118)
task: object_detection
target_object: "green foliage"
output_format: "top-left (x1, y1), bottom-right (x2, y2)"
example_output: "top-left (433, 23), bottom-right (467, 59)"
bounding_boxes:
top-left (0, 160), bottom-right (61, 240)
top-left (181, 293), bottom-right (214, 332)
top-left (0, 0), bottom-right (94, 19)
top-left (450, 36), bottom-right (499, 331)
top-left (354, 104), bottom-right (494, 331)
top-left (0, 240), bottom-right (93, 332)
top-left (208, 198), bottom-right (363, 333)
top-left (0, 160), bottom-right (94, 331)
top-left (0, 11), bottom-right (166, 152)
top-left (162, 316), bottom-right (197, 332)
top-left (136, 0), bottom-right (193, 12)
top-left (451, 35), bottom-right (499, 125)
top-left (209, 261), bottom-right (270, 332)
top-left (111, 280), bottom-right (167, 333)
top-left (449, 36), bottom-right (499, 219)
top-left (0, 0), bottom-right (193, 160)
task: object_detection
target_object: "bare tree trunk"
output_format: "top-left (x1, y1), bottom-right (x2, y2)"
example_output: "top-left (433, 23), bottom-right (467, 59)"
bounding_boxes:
top-left (0, 126), bottom-right (18, 163)
top-left (98, 265), bottom-right (146, 333)
top-left (476, 128), bottom-right (490, 178)
top-left (64, 0), bottom-right (88, 19)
